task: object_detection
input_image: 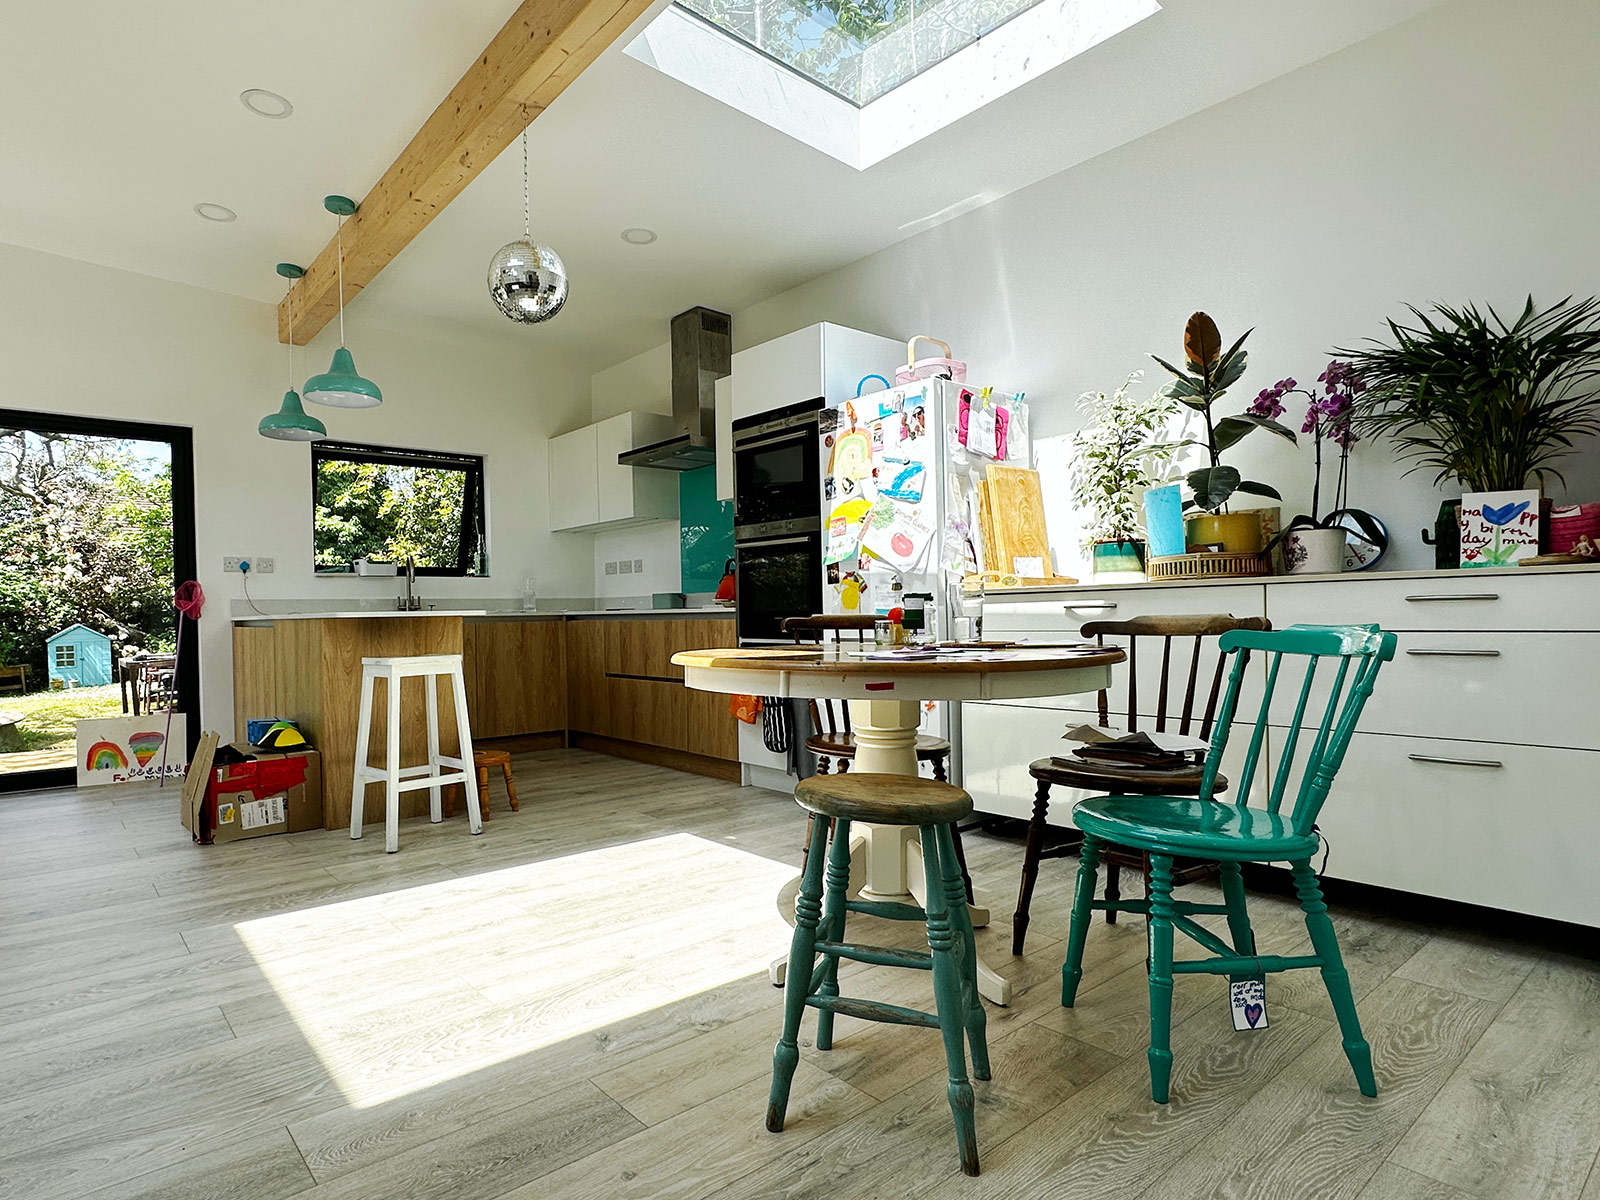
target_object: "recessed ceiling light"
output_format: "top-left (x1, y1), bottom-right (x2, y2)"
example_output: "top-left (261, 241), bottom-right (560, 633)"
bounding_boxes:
top-left (620, 227), bottom-right (658, 245)
top-left (240, 88), bottom-right (294, 119)
top-left (194, 202), bottom-right (237, 223)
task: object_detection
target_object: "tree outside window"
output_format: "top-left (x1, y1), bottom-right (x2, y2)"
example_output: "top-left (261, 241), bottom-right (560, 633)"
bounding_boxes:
top-left (312, 443), bottom-right (486, 576)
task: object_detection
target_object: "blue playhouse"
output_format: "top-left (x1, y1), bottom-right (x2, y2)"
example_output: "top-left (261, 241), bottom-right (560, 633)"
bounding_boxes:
top-left (46, 624), bottom-right (114, 687)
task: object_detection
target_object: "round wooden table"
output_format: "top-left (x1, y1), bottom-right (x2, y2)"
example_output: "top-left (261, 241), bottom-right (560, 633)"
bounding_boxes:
top-left (671, 642), bottom-right (1124, 1005)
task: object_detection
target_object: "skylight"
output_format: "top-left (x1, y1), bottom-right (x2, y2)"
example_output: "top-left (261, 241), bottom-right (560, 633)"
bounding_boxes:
top-left (627, 0), bottom-right (1160, 168)
top-left (675, 0), bottom-right (1049, 107)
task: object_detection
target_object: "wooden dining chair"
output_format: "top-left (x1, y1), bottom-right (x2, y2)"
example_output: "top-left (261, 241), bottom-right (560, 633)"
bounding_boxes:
top-left (1013, 613), bottom-right (1270, 954)
top-left (1060, 624), bottom-right (1397, 1103)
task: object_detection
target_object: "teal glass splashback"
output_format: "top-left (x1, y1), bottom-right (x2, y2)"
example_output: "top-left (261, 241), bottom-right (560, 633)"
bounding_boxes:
top-left (680, 466), bottom-right (734, 592)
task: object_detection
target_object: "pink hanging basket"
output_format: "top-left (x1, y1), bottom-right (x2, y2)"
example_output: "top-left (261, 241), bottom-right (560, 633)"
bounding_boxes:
top-left (894, 335), bottom-right (967, 385)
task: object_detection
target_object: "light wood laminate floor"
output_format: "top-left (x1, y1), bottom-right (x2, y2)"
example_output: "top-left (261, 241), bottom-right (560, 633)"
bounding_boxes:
top-left (2, 749), bottom-right (1597, 1199)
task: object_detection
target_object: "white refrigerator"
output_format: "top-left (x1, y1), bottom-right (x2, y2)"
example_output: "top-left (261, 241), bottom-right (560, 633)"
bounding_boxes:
top-left (817, 378), bottom-right (1031, 779)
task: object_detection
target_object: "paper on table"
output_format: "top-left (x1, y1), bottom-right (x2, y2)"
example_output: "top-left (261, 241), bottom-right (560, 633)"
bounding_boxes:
top-left (1063, 724), bottom-right (1211, 754)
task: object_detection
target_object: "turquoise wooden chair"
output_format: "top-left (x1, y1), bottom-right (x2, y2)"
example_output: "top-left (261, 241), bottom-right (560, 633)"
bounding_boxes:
top-left (1059, 624), bottom-right (1397, 1104)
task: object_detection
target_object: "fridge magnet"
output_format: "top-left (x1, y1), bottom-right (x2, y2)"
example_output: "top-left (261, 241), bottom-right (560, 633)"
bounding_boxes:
top-left (861, 495), bottom-right (935, 571)
top-left (1459, 490), bottom-right (1540, 567)
top-left (825, 496), bottom-right (872, 565)
top-left (879, 458), bottom-right (926, 503)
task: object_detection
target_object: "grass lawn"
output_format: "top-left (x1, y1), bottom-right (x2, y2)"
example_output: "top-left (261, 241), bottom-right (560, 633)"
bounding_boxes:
top-left (0, 684), bottom-right (124, 754)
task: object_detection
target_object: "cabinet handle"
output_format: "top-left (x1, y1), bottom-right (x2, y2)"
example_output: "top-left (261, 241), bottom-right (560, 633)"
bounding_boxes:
top-left (1065, 602), bottom-right (1118, 611)
top-left (1404, 648), bottom-right (1501, 658)
top-left (1403, 593), bottom-right (1499, 602)
top-left (1408, 753), bottom-right (1504, 769)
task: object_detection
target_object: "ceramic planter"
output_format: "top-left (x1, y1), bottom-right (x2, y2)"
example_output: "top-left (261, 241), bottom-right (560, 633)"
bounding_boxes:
top-left (1091, 539), bottom-right (1145, 580)
top-left (1283, 526), bottom-right (1346, 575)
top-left (1184, 511), bottom-right (1263, 555)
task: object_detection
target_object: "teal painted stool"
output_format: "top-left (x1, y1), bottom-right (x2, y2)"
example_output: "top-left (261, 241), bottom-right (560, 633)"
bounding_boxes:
top-left (1059, 624), bottom-right (1397, 1104)
top-left (767, 773), bottom-right (990, 1176)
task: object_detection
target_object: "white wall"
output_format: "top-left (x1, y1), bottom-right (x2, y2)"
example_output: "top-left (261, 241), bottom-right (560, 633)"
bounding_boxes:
top-left (0, 241), bottom-right (594, 735)
top-left (723, 0), bottom-right (1600, 575)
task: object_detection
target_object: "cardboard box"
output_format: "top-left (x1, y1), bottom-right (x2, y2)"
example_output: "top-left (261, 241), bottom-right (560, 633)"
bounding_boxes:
top-left (182, 743), bottom-right (322, 844)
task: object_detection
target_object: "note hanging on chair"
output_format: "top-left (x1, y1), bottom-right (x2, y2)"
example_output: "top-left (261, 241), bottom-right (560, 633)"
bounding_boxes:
top-left (1230, 978), bottom-right (1268, 1031)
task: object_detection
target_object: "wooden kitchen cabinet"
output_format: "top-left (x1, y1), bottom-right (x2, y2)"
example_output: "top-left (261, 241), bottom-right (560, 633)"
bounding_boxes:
top-left (570, 615), bottom-right (737, 763)
top-left (564, 619), bottom-right (611, 736)
top-left (463, 618), bottom-right (566, 738)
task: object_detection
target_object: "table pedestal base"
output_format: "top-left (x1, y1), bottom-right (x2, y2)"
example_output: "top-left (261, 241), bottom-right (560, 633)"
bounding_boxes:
top-left (768, 698), bottom-right (1010, 1006)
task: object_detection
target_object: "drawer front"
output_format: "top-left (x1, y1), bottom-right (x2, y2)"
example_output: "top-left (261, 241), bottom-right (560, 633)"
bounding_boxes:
top-left (1266, 570), bottom-right (1600, 632)
top-left (985, 584), bottom-right (1266, 637)
top-left (1261, 631), bottom-right (1600, 750)
top-left (1318, 733), bottom-right (1600, 927)
top-left (961, 702), bottom-right (1271, 823)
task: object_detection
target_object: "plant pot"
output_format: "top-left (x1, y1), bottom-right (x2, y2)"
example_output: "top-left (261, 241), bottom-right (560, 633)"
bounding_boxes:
top-left (1184, 512), bottom-right (1263, 555)
top-left (1282, 527), bottom-right (1346, 575)
top-left (1091, 539), bottom-right (1145, 580)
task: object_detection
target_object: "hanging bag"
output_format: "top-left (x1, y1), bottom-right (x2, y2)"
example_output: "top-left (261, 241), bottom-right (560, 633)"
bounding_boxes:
top-left (894, 336), bottom-right (967, 385)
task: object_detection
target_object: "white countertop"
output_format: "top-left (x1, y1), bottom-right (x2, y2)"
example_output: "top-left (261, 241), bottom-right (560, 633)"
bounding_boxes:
top-left (231, 606), bottom-right (733, 623)
top-left (985, 560), bottom-right (1600, 597)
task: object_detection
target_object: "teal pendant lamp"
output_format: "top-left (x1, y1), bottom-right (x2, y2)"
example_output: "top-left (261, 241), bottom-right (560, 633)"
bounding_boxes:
top-left (259, 263), bottom-right (327, 442)
top-left (303, 195), bottom-right (382, 409)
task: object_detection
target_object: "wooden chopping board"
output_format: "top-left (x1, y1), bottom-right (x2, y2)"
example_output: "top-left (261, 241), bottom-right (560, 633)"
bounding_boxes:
top-left (983, 466), bottom-right (1052, 574)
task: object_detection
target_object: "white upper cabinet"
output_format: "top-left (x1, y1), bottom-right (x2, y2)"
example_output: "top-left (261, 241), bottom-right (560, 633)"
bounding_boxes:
top-left (718, 322), bottom-right (903, 500)
top-left (548, 411), bottom-right (678, 532)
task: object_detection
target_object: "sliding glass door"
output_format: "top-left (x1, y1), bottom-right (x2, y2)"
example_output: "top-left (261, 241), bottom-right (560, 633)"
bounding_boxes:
top-left (0, 409), bottom-right (197, 792)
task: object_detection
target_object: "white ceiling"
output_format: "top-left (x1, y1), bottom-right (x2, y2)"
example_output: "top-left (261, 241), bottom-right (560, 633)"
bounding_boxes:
top-left (1, 0), bottom-right (1451, 376)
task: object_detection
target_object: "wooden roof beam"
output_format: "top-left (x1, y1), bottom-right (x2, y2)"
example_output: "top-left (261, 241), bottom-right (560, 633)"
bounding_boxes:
top-left (278, 0), bottom-right (655, 343)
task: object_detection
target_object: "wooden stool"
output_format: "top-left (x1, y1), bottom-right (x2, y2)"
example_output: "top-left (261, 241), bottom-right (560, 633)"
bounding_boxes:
top-left (350, 654), bottom-right (480, 853)
top-left (768, 773), bottom-right (989, 1176)
top-left (447, 749), bottom-right (521, 821)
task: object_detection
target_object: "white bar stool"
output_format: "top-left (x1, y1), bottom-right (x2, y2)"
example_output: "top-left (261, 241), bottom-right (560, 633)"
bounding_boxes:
top-left (350, 653), bottom-right (481, 853)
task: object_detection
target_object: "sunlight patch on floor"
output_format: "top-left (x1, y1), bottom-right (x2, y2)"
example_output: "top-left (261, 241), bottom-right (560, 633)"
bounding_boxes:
top-left (233, 832), bottom-right (797, 1109)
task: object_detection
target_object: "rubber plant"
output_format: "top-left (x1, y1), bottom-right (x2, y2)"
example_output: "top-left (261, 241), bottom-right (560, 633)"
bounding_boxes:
top-left (1340, 295), bottom-right (1600, 492)
top-left (1150, 312), bottom-right (1297, 511)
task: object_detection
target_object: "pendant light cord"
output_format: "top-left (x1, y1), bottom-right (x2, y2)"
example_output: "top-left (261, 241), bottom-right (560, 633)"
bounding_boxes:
top-left (335, 215), bottom-right (346, 347)
top-left (522, 123), bottom-right (530, 242)
top-left (285, 286), bottom-right (294, 390)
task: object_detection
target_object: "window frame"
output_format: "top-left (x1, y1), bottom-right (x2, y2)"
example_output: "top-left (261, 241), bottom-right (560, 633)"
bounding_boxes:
top-left (310, 440), bottom-right (487, 577)
top-left (55, 644), bottom-right (76, 668)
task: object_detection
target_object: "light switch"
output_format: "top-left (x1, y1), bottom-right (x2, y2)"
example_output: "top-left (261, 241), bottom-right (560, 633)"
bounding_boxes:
top-left (632, 559), bottom-right (644, 573)
top-left (604, 561), bottom-right (618, 576)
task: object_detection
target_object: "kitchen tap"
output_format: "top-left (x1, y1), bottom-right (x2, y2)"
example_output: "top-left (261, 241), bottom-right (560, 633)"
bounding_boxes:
top-left (397, 555), bottom-right (421, 611)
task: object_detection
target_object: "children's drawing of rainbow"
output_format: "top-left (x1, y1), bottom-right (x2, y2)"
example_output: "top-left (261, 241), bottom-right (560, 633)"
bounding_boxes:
top-left (128, 731), bottom-right (165, 766)
top-left (85, 741), bottom-right (128, 771)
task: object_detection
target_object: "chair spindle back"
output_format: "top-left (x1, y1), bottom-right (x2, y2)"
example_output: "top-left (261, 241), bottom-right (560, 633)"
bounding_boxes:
top-left (1081, 615), bottom-right (1271, 740)
top-left (1197, 624), bottom-right (1396, 836)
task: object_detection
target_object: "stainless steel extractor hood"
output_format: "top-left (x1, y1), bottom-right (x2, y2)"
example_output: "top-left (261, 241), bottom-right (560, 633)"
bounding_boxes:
top-left (618, 306), bottom-right (731, 471)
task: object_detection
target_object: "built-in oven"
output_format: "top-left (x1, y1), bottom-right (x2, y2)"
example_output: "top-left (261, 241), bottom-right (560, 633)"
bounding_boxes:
top-left (732, 398), bottom-right (823, 536)
top-left (734, 523), bottom-right (823, 644)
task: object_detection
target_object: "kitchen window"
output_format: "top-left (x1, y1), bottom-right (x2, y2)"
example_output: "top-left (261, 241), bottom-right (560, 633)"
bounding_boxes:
top-left (311, 442), bottom-right (486, 576)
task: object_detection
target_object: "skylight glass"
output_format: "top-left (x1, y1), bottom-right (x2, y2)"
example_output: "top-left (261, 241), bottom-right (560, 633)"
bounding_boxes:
top-left (675, 0), bottom-right (1046, 105)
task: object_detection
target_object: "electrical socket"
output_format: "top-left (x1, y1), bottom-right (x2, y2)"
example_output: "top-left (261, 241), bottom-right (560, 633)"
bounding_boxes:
top-left (604, 561), bottom-right (618, 576)
top-left (619, 560), bottom-right (635, 574)
top-left (632, 558), bottom-right (644, 573)
top-left (224, 557), bottom-right (245, 573)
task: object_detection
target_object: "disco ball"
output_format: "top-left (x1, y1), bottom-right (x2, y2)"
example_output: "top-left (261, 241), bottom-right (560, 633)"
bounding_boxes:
top-left (487, 239), bottom-right (568, 323)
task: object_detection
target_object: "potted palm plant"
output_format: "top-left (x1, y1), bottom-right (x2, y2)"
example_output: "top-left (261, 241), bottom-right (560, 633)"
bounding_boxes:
top-left (1067, 373), bottom-right (1180, 579)
top-left (1151, 312), bottom-right (1297, 553)
top-left (1343, 297), bottom-right (1600, 545)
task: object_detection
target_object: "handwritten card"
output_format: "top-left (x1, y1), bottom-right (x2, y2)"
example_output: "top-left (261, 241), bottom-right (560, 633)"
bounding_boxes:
top-left (1229, 978), bottom-right (1268, 1031)
top-left (1459, 489), bottom-right (1540, 568)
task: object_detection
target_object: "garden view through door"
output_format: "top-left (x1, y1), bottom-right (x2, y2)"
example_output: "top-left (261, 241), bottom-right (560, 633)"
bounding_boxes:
top-left (0, 410), bottom-right (197, 789)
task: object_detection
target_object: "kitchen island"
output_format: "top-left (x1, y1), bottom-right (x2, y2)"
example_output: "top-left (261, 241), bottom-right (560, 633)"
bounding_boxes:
top-left (232, 608), bottom-right (738, 831)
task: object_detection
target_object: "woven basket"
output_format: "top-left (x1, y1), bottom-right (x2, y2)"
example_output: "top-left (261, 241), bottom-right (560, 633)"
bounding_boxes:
top-left (1146, 552), bottom-right (1269, 581)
